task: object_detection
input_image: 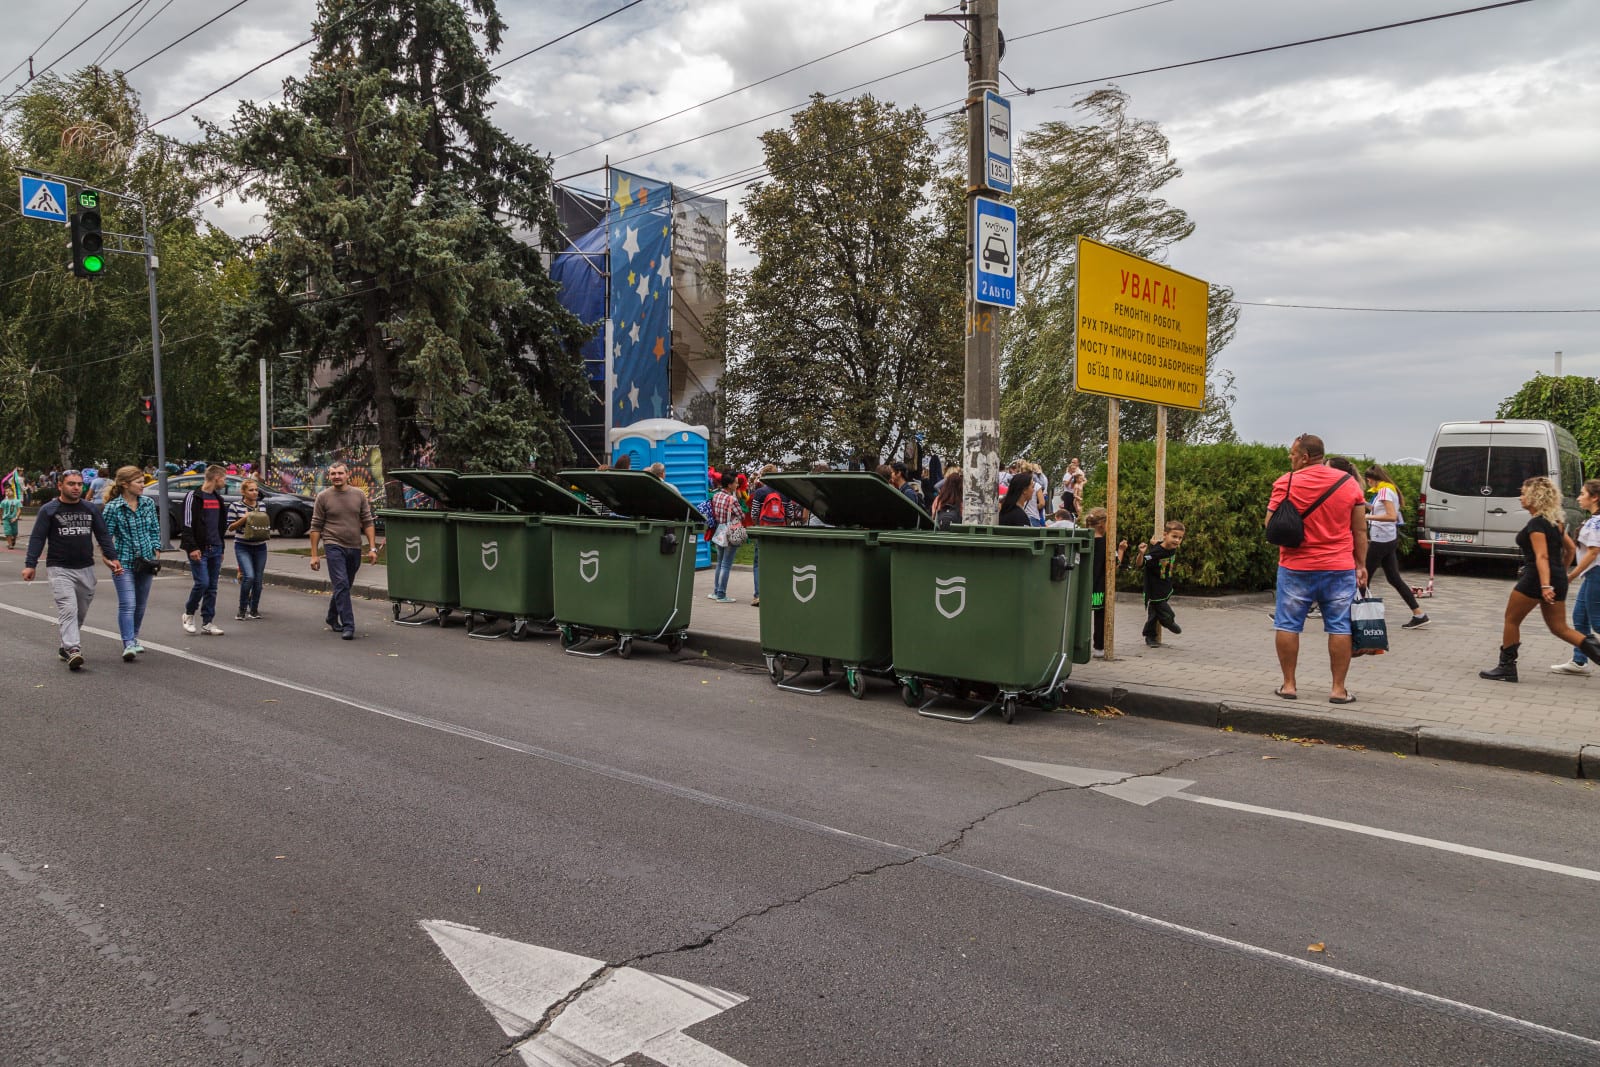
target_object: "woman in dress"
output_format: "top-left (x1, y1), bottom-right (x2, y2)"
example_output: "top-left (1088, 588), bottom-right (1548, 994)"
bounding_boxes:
top-left (101, 465), bottom-right (163, 661)
top-left (1478, 476), bottom-right (1600, 682)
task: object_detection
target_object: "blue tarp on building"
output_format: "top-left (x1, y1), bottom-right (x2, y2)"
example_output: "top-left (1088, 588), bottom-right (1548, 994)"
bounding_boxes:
top-left (607, 168), bottom-right (672, 427)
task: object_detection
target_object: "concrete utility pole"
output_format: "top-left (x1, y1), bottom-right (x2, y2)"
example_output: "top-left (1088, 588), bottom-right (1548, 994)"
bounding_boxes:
top-left (931, 0), bottom-right (1003, 525)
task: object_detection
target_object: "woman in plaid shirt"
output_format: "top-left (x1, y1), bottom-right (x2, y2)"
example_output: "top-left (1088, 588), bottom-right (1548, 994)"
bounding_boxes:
top-left (101, 466), bottom-right (164, 660)
top-left (708, 472), bottom-right (743, 603)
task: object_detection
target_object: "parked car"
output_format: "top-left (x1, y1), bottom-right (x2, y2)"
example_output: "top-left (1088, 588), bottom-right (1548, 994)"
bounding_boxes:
top-left (1420, 419), bottom-right (1585, 560)
top-left (143, 475), bottom-right (315, 540)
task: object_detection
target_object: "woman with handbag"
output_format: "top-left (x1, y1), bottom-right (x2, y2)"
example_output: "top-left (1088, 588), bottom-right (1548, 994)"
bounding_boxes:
top-left (228, 478), bottom-right (272, 620)
top-left (102, 465), bottom-right (163, 661)
top-left (707, 472), bottom-right (744, 603)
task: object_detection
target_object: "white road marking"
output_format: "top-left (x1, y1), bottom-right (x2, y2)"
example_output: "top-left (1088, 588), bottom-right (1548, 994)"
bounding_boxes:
top-left (422, 920), bottom-right (748, 1067)
top-left (5, 596), bottom-right (1597, 1055)
top-left (983, 756), bottom-right (1600, 883)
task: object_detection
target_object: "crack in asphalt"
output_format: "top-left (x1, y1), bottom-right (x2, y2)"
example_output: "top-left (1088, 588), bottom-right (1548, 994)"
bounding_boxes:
top-left (489, 748), bottom-right (1234, 1063)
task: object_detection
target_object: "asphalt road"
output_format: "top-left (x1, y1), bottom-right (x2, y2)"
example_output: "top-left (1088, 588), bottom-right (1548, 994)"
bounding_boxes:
top-left (1, 552), bottom-right (1597, 1066)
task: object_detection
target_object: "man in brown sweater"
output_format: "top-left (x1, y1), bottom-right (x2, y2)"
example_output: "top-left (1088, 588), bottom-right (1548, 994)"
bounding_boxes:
top-left (308, 462), bottom-right (378, 639)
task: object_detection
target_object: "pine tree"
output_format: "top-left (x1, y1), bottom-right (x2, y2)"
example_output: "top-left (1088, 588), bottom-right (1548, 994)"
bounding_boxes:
top-left (206, 0), bottom-right (589, 489)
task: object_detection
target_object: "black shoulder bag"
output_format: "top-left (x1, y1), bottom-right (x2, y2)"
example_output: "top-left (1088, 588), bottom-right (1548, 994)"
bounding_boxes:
top-left (1266, 472), bottom-right (1352, 548)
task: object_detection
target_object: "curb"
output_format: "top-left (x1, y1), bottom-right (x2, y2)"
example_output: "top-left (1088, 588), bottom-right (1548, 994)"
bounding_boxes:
top-left (241, 566), bottom-right (1594, 780)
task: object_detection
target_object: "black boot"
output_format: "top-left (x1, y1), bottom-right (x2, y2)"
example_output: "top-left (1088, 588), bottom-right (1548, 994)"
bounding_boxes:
top-left (1579, 636), bottom-right (1600, 665)
top-left (1478, 643), bottom-right (1520, 683)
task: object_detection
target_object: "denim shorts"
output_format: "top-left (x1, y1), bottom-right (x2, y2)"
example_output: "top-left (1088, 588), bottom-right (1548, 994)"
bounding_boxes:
top-left (1274, 566), bottom-right (1357, 635)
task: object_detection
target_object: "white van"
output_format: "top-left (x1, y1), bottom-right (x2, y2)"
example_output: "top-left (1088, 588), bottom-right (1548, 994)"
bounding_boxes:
top-left (1420, 420), bottom-right (1585, 559)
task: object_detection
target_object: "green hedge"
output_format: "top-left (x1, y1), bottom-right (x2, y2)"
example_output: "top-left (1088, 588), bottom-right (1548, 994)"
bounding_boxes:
top-left (1081, 444), bottom-right (1423, 593)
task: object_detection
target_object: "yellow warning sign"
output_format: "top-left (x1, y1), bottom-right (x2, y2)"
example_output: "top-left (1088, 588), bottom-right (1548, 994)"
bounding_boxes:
top-left (1073, 236), bottom-right (1209, 410)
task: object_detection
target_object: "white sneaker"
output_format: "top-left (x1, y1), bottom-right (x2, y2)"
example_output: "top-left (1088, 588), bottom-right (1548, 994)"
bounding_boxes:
top-left (200, 622), bottom-right (225, 636)
top-left (181, 613), bottom-right (198, 634)
top-left (1550, 660), bottom-right (1591, 675)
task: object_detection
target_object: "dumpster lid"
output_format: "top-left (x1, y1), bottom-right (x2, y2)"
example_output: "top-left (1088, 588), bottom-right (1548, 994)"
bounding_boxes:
top-left (762, 472), bottom-right (932, 530)
top-left (387, 469), bottom-right (502, 510)
top-left (457, 473), bottom-right (592, 515)
top-left (556, 469), bottom-right (701, 522)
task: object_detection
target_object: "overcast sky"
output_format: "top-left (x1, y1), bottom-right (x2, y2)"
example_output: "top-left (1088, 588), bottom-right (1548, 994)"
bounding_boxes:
top-left (5, 0), bottom-right (1595, 462)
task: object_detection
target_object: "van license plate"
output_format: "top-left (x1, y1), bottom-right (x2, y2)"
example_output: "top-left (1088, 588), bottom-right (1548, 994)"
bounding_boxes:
top-left (1438, 533), bottom-right (1475, 544)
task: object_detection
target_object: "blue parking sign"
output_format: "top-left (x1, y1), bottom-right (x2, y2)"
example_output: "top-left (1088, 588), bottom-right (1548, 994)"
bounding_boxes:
top-left (974, 197), bottom-right (1017, 309)
top-left (20, 177), bottom-right (68, 223)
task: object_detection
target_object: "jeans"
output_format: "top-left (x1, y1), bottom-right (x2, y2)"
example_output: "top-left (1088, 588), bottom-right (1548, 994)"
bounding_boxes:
top-left (185, 545), bottom-right (224, 622)
top-left (235, 541), bottom-right (267, 615)
top-left (324, 545), bottom-right (361, 633)
top-left (48, 566), bottom-right (96, 650)
top-left (712, 543), bottom-right (735, 599)
top-left (1273, 566), bottom-right (1357, 636)
top-left (1572, 571), bottom-right (1600, 665)
top-left (112, 567), bottom-right (154, 645)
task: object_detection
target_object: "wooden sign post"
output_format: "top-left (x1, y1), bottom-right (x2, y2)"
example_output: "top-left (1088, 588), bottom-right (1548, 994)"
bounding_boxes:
top-left (1073, 237), bottom-right (1208, 661)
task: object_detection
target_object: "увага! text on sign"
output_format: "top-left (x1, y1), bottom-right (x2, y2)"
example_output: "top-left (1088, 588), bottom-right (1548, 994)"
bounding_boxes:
top-left (1072, 235), bottom-right (1209, 410)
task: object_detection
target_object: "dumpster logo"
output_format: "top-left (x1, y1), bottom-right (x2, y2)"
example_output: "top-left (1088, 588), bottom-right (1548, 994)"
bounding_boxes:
top-left (578, 549), bottom-right (600, 583)
top-left (791, 564), bottom-right (817, 603)
top-left (404, 536), bottom-right (422, 565)
top-left (934, 576), bottom-right (967, 619)
top-left (480, 540), bottom-right (499, 572)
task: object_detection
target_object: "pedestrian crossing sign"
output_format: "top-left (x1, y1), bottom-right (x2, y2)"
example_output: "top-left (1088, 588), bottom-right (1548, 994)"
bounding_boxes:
top-left (20, 177), bottom-right (68, 223)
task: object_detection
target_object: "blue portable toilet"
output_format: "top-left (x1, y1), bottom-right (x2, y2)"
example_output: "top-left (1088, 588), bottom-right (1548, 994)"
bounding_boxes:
top-left (610, 419), bottom-right (712, 570)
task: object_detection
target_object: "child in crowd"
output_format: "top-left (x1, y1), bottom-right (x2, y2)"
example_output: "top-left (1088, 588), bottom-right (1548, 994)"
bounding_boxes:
top-left (1138, 520), bottom-right (1186, 648)
top-left (1045, 508), bottom-right (1075, 529)
top-left (1083, 508), bottom-right (1128, 658)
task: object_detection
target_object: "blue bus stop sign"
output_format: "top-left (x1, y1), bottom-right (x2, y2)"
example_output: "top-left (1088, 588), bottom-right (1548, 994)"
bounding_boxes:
top-left (974, 197), bottom-right (1017, 309)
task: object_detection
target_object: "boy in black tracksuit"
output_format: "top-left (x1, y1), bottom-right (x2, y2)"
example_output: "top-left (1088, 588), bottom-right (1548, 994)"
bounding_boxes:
top-left (1138, 520), bottom-right (1186, 648)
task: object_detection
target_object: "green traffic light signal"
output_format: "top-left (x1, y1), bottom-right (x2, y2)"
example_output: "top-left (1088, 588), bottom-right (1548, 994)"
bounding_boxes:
top-left (82, 254), bottom-right (104, 273)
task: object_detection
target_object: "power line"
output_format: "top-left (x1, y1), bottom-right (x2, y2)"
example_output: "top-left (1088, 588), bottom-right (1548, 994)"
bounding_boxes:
top-left (555, 0), bottom-right (1177, 184)
top-left (101, 0), bottom-right (181, 69)
top-left (552, 5), bottom-right (957, 162)
top-left (95, 0), bottom-right (156, 67)
top-left (1026, 0), bottom-right (1539, 96)
top-left (1236, 302), bottom-right (1600, 314)
top-left (685, 0), bottom-right (1548, 202)
top-left (137, 0), bottom-right (377, 134)
top-left (0, 0), bottom-right (149, 106)
top-left (486, 0), bottom-right (652, 77)
top-left (0, 0), bottom-right (93, 85)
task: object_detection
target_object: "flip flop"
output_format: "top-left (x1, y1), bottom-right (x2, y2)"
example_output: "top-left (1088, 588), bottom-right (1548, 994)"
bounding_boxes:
top-left (1274, 686), bottom-right (1297, 700)
top-left (1329, 694), bottom-right (1357, 705)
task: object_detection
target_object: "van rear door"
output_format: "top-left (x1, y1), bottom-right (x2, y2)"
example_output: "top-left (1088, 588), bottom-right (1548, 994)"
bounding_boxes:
top-left (1425, 437), bottom-right (1489, 545)
top-left (1482, 429), bottom-right (1551, 550)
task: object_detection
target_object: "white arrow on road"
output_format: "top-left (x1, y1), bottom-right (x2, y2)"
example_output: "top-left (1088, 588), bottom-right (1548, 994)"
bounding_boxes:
top-left (422, 920), bottom-right (749, 1067)
top-left (983, 757), bottom-right (1600, 883)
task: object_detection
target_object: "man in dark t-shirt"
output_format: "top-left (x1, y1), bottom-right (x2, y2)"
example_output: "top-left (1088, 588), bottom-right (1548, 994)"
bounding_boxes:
top-left (22, 470), bottom-right (120, 669)
top-left (180, 464), bottom-right (229, 636)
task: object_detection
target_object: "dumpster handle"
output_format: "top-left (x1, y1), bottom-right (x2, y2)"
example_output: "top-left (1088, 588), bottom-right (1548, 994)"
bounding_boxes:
top-left (644, 519), bottom-right (693, 643)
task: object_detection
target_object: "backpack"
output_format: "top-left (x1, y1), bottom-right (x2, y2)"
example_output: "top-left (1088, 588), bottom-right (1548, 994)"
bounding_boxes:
top-left (757, 490), bottom-right (787, 526)
top-left (1266, 472), bottom-right (1352, 548)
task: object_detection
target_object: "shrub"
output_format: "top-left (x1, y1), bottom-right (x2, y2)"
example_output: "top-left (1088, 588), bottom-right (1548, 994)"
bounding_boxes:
top-left (1083, 441), bottom-right (1291, 593)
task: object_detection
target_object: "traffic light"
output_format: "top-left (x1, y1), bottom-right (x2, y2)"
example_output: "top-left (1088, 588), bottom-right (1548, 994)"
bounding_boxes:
top-left (140, 395), bottom-right (154, 425)
top-left (69, 191), bottom-right (105, 278)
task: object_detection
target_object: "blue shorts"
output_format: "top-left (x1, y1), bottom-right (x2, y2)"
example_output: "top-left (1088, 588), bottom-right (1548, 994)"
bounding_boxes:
top-left (1274, 566), bottom-right (1357, 635)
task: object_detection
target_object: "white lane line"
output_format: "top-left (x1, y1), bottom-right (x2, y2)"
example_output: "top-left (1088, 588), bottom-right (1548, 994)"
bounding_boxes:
top-left (1175, 793), bottom-right (1600, 883)
top-left (5, 596), bottom-right (1598, 1056)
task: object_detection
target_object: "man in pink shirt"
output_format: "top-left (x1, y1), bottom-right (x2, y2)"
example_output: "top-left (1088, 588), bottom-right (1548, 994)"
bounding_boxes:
top-left (1266, 434), bottom-right (1369, 704)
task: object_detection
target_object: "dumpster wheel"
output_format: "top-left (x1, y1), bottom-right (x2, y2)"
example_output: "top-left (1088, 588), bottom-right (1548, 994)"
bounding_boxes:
top-left (846, 668), bottom-right (866, 700)
top-left (617, 636), bottom-right (635, 659)
top-left (559, 624), bottom-right (578, 648)
top-left (767, 656), bottom-right (783, 685)
top-left (664, 632), bottom-right (685, 654)
top-left (508, 619), bottom-right (529, 642)
top-left (900, 678), bottom-right (923, 707)
top-left (1000, 696), bottom-right (1019, 724)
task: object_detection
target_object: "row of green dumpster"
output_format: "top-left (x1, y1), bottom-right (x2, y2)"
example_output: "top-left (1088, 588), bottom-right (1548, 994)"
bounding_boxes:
top-left (378, 469), bottom-right (1092, 723)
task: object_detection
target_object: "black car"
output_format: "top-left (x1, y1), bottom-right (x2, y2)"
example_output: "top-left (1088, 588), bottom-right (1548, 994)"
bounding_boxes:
top-left (143, 475), bottom-right (315, 539)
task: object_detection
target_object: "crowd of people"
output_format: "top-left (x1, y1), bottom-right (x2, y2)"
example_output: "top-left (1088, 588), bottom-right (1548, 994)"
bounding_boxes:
top-left (15, 460), bottom-right (379, 669)
top-left (13, 437), bottom-right (1600, 702)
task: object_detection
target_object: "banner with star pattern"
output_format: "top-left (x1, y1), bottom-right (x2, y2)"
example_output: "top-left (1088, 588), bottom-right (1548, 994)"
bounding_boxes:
top-left (608, 168), bottom-right (673, 427)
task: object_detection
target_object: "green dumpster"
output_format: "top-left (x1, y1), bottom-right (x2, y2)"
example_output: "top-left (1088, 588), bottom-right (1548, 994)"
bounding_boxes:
top-left (543, 470), bottom-right (701, 658)
top-left (748, 472), bottom-right (931, 698)
top-left (879, 524), bottom-right (1094, 723)
top-left (451, 474), bottom-right (593, 641)
top-left (378, 470), bottom-right (505, 626)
